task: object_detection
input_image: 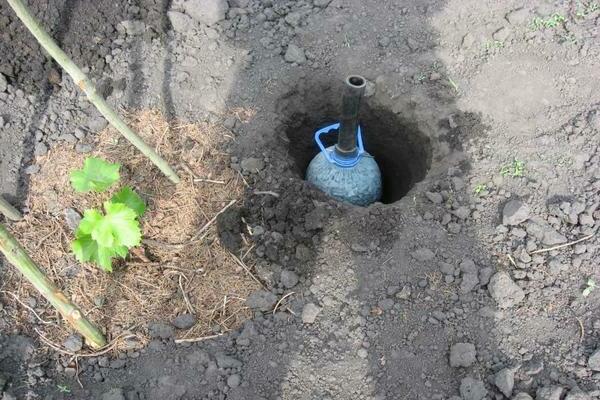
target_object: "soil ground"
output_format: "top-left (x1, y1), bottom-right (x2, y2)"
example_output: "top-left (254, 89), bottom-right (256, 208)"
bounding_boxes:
top-left (2, 0), bottom-right (600, 399)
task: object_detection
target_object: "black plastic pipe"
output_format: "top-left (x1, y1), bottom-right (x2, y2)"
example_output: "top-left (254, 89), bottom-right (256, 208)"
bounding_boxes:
top-left (336, 75), bottom-right (366, 156)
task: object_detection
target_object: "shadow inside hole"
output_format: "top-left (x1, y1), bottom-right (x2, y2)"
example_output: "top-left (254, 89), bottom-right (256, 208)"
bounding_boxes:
top-left (283, 102), bottom-right (433, 204)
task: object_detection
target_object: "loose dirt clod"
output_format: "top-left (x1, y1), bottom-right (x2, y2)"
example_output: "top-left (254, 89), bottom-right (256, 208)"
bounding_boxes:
top-left (2, 110), bottom-right (260, 350)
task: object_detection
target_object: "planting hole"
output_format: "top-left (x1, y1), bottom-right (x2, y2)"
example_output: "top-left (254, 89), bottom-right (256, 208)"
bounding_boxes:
top-left (280, 99), bottom-right (432, 204)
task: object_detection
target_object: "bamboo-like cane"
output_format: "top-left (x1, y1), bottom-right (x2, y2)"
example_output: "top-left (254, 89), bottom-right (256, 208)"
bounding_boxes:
top-left (0, 196), bottom-right (22, 221)
top-left (0, 223), bottom-right (107, 348)
top-left (6, 0), bottom-right (180, 184)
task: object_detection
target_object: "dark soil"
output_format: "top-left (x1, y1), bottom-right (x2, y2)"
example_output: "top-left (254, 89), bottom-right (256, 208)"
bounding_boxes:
top-left (3, 0), bottom-right (600, 399)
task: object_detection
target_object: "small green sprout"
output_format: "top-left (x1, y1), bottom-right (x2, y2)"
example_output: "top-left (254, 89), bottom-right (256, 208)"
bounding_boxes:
top-left (559, 32), bottom-right (578, 45)
top-left (57, 385), bottom-right (71, 393)
top-left (583, 278), bottom-right (596, 297)
top-left (530, 17), bottom-right (544, 29)
top-left (576, 1), bottom-right (600, 17)
top-left (70, 157), bottom-right (146, 272)
top-left (546, 13), bottom-right (566, 27)
top-left (530, 13), bottom-right (566, 30)
top-left (416, 72), bottom-right (427, 83)
top-left (447, 77), bottom-right (459, 92)
top-left (484, 40), bottom-right (504, 50)
top-left (513, 159), bottom-right (524, 176)
top-left (414, 61), bottom-right (444, 84)
top-left (500, 159), bottom-right (525, 177)
top-left (474, 183), bottom-right (488, 195)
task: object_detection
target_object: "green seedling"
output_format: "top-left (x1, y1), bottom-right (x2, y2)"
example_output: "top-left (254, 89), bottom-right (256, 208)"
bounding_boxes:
top-left (559, 32), bottom-right (578, 45)
top-left (473, 183), bottom-right (488, 195)
top-left (57, 385), bottom-right (71, 394)
top-left (484, 40), bottom-right (504, 50)
top-left (546, 13), bottom-right (565, 27)
top-left (416, 71), bottom-right (428, 83)
top-left (414, 61), bottom-right (444, 84)
top-left (500, 159), bottom-right (525, 177)
top-left (513, 159), bottom-right (524, 176)
top-left (70, 158), bottom-right (146, 272)
top-left (72, 200), bottom-right (142, 272)
top-left (343, 34), bottom-right (351, 48)
top-left (576, 1), bottom-right (600, 17)
top-left (583, 278), bottom-right (596, 297)
top-left (447, 77), bottom-right (459, 92)
top-left (530, 13), bottom-right (566, 30)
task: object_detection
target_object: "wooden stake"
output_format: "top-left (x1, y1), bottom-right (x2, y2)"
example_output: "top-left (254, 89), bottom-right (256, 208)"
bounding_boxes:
top-left (0, 196), bottom-right (22, 221)
top-left (6, 0), bottom-right (180, 184)
top-left (0, 223), bottom-right (107, 348)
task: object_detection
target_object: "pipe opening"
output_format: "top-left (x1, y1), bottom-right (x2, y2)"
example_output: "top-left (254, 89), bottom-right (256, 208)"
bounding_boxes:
top-left (347, 75), bottom-right (366, 88)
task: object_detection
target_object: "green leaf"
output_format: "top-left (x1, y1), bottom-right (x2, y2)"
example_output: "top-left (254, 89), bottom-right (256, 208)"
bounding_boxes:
top-left (77, 209), bottom-right (103, 236)
top-left (113, 244), bottom-right (129, 258)
top-left (75, 192), bottom-right (143, 248)
top-left (72, 234), bottom-right (128, 272)
top-left (111, 187), bottom-right (146, 217)
top-left (91, 201), bottom-right (141, 248)
top-left (95, 244), bottom-right (127, 272)
top-left (70, 157), bottom-right (120, 193)
top-left (71, 200), bottom-right (141, 272)
top-left (72, 234), bottom-right (97, 263)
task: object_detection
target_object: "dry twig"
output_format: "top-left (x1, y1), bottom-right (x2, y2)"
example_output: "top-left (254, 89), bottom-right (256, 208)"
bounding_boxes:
top-left (35, 328), bottom-right (134, 357)
top-left (1, 290), bottom-right (54, 325)
top-left (273, 292), bottom-right (295, 314)
top-left (576, 317), bottom-right (585, 344)
top-left (253, 190), bottom-right (280, 198)
top-left (229, 253), bottom-right (264, 288)
top-left (194, 178), bottom-right (226, 184)
top-left (174, 333), bottom-right (223, 344)
top-left (190, 199), bottom-right (237, 242)
top-left (178, 274), bottom-right (195, 315)
top-left (530, 232), bottom-right (596, 254)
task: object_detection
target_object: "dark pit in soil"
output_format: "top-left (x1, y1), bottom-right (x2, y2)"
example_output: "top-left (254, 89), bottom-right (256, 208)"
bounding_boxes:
top-left (282, 101), bottom-right (432, 204)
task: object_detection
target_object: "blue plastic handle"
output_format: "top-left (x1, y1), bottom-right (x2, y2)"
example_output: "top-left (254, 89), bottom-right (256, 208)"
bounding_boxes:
top-left (314, 122), bottom-right (365, 168)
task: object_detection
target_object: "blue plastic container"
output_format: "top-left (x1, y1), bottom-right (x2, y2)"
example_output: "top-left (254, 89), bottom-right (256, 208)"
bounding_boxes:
top-left (306, 122), bottom-right (382, 206)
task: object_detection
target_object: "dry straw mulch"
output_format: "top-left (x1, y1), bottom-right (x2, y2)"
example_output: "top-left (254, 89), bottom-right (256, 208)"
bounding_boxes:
top-left (1, 109), bottom-right (260, 352)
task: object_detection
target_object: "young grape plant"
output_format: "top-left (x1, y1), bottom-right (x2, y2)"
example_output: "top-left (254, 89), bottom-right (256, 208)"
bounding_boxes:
top-left (69, 157), bottom-right (146, 272)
